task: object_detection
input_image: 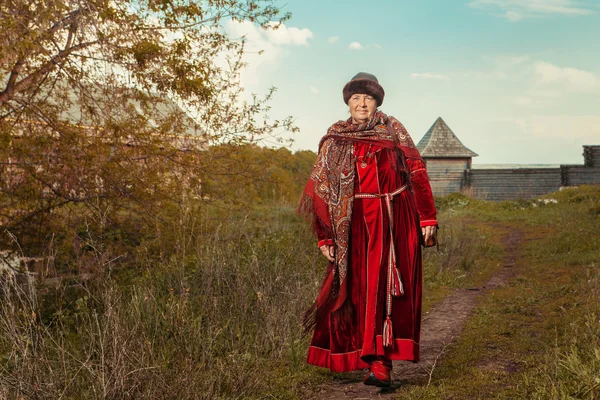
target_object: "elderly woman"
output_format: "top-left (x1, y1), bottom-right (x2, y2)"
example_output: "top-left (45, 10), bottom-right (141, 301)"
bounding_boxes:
top-left (299, 72), bottom-right (438, 387)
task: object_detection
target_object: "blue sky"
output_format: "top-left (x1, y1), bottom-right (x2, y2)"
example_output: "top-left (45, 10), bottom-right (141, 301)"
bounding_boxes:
top-left (227, 0), bottom-right (600, 164)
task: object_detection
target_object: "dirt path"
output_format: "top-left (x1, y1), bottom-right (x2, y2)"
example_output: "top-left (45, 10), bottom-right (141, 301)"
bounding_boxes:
top-left (309, 226), bottom-right (521, 400)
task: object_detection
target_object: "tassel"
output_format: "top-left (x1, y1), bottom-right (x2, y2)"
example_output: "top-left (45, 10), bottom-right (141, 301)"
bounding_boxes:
top-left (383, 316), bottom-right (394, 348)
top-left (391, 267), bottom-right (404, 297)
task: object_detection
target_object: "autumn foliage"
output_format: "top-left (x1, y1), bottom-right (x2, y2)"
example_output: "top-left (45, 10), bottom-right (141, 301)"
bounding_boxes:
top-left (0, 0), bottom-right (301, 254)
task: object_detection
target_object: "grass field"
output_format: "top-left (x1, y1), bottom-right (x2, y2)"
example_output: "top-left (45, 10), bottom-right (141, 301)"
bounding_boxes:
top-left (396, 186), bottom-right (600, 399)
top-left (0, 186), bottom-right (598, 399)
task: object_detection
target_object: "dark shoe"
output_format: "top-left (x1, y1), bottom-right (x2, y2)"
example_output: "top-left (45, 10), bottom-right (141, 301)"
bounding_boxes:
top-left (362, 360), bottom-right (391, 387)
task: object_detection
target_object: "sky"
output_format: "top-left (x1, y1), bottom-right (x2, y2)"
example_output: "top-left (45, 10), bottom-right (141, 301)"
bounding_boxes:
top-left (226, 0), bottom-right (600, 164)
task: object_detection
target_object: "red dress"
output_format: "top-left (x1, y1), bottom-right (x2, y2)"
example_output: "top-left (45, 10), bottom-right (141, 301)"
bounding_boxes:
top-left (306, 142), bottom-right (437, 372)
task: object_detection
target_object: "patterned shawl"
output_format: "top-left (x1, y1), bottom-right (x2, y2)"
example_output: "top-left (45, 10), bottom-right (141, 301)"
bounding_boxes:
top-left (299, 110), bottom-right (421, 328)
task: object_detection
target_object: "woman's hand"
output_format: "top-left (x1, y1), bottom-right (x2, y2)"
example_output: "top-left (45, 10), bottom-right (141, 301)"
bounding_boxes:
top-left (421, 225), bottom-right (437, 245)
top-left (319, 245), bottom-right (335, 262)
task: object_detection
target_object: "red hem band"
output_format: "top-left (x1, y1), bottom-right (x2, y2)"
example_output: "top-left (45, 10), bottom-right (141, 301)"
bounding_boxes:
top-left (307, 338), bottom-right (419, 372)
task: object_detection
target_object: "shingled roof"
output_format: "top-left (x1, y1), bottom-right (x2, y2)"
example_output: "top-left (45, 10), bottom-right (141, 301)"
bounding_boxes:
top-left (417, 117), bottom-right (478, 158)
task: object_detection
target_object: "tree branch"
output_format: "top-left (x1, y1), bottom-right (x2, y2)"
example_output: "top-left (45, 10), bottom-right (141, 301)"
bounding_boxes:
top-left (0, 40), bottom-right (99, 105)
top-left (45, 8), bottom-right (84, 39)
top-left (5, 60), bottom-right (24, 91)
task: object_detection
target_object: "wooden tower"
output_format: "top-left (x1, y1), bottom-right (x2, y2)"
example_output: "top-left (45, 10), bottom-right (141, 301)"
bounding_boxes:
top-left (417, 117), bottom-right (478, 196)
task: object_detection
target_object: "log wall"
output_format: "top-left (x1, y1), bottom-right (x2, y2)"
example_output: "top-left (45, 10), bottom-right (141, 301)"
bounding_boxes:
top-left (424, 158), bottom-right (469, 196)
top-left (424, 145), bottom-right (600, 201)
top-left (561, 165), bottom-right (600, 186)
top-left (584, 145), bottom-right (600, 168)
top-left (465, 168), bottom-right (562, 201)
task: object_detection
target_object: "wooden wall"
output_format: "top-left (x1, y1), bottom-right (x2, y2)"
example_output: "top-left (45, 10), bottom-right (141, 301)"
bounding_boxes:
top-left (422, 145), bottom-right (600, 200)
top-left (561, 165), bottom-right (600, 186)
top-left (423, 158), bottom-right (469, 196)
top-left (584, 146), bottom-right (600, 168)
top-left (465, 168), bottom-right (562, 201)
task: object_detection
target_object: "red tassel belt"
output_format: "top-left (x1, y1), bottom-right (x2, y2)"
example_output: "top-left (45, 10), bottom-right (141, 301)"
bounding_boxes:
top-left (354, 184), bottom-right (408, 347)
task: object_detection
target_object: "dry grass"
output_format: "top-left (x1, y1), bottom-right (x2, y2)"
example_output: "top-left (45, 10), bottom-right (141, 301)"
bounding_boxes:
top-left (0, 198), bottom-right (502, 399)
top-left (0, 206), bottom-right (323, 399)
top-left (3, 186), bottom-right (596, 399)
top-left (394, 185), bottom-right (600, 399)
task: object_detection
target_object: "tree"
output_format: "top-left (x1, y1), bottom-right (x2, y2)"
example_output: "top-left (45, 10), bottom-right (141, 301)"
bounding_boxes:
top-left (0, 0), bottom-right (295, 254)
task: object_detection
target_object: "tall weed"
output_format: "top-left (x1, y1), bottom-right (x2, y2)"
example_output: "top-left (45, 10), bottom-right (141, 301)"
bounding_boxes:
top-left (0, 206), bottom-right (323, 399)
top-left (520, 264), bottom-right (600, 399)
top-left (422, 216), bottom-right (499, 287)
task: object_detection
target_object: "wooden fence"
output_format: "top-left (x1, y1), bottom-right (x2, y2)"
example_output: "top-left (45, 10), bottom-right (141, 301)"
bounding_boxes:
top-left (425, 145), bottom-right (600, 200)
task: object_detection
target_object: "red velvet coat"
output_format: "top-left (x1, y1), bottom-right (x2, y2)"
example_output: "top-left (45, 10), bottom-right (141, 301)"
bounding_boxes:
top-left (306, 141), bottom-right (437, 372)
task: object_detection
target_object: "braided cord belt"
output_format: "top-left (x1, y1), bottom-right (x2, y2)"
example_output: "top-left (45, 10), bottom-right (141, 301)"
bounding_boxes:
top-left (354, 183), bottom-right (408, 347)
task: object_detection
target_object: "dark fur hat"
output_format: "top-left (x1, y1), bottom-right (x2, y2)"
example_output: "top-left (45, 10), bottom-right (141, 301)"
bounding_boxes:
top-left (343, 72), bottom-right (385, 106)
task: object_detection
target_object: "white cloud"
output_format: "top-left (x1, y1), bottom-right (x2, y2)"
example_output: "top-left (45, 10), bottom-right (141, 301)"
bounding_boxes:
top-left (225, 21), bottom-right (314, 86)
top-left (309, 85), bottom-right (319, 95)
top-left (514, 96), bottom-right (533, 106)
top-left (505, 10), bottom-right (524, 21)
top-left (459, 55), bottom-right (528, 81)
top-left (510, 115), bottom-right (600, 141)
top-left (264, 22), bottom-right (314, 46)
top-left (328, 36), bottom-right (340, 44)
top-left (348, 42), bottom-right (363, 50)
top-left (410, 73), bottom-right (449, 80)
top-left (463, 56), bottom-right (600, 96)
top-left (534, 61), bottom-right (600, 92)
top-left (468, 0), bottom-right (595, 21)
top-left (495, 55), bottom-right (531, 67)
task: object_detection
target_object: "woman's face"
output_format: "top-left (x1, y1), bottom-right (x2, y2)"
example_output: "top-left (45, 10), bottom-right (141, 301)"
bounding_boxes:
top-left (348, 93), bottom-right (377, 124)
